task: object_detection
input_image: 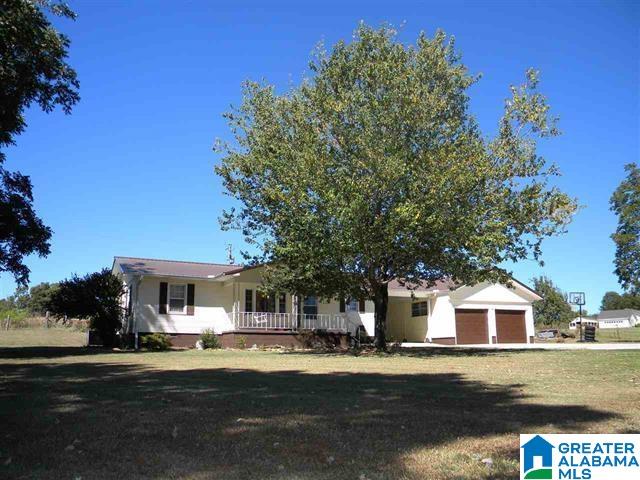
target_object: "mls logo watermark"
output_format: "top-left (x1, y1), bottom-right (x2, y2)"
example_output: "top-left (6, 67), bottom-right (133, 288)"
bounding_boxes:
top-left (520, 434), bottom-right (640, 479)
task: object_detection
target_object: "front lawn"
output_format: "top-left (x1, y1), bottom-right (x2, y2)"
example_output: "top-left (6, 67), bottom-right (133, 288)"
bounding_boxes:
top-left (0, 330), bottom-right (638, 479)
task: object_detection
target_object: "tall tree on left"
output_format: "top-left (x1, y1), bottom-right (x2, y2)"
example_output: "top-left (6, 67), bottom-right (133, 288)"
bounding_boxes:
top-left (0, 0), bottom-right (80, 285)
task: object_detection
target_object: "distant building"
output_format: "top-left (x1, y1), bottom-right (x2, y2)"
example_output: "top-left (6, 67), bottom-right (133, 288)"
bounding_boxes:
top-left (597, 309), bottom-right (640, 329)
top-left (569, 316), bottom-right (598, 330)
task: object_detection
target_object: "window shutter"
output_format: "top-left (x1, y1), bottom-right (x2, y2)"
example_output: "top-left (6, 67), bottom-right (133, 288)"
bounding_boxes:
top-left (187, 284), bottom-right (195, 315)
top-left (358, 298), bottom-right (365, 313)
top-left (339, 298), bottom-right (345, 313)
top-left (159, 282), bottom-right (168, 314)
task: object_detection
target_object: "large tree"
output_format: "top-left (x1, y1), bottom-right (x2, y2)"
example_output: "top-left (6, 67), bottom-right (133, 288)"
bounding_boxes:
top-left (0, 0), bottom-right (79, 284)
top-left (47, 269), bottom-right (124, 347)
top-left (216, 24), bottom-right (576, 349)
top-left (531, 276), bottom-right (575, 326)
top-left (610, 163), bottom-right (640, 294)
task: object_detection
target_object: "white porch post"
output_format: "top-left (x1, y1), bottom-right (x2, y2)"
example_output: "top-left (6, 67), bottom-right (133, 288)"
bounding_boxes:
top-left (292, 294), bottom-right (299, 330)
top-left (487, 308), bottom-right (497, 344)
top-left (424, 296), bottom-right (432, 342)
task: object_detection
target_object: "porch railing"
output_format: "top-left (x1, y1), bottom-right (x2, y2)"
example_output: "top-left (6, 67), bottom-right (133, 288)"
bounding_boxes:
top-left (231, 311), bottom-right (357, 334)
top-left (233, 312), bottom-right (296, 330)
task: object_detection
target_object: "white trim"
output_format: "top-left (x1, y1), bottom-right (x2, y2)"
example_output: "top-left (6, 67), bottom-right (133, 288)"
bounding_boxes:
top-left (168, 283), bottom-right (187, 315)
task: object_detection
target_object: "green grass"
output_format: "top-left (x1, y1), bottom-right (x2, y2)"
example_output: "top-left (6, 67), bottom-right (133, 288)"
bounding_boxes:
top-left (596, 327), bottom-right (640, 342)
top-left (0, 327), bottom-right (86, 346)
top-left (536, 326), bottom-right (640, 343)
top-left (0, 330), bottom-right (639, 479)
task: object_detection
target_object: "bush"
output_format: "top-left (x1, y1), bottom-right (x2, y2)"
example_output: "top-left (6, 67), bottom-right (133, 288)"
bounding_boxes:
top-left (200, 329), bottom-right (221, 349)
top-left (140, 333), bottom-right (171, 351)
top-left (235, 335), bottom-right (247, 349)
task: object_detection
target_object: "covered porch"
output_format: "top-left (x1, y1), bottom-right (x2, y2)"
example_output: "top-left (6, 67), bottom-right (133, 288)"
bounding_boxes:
top-left (230, 311), bottom-right (359, 335)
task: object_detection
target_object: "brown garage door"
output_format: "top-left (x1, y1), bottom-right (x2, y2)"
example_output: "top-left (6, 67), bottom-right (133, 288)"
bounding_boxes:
top-left (495, 310), bottom-right (527, 343)
top-left (455, 309), bottom-right (488, 344)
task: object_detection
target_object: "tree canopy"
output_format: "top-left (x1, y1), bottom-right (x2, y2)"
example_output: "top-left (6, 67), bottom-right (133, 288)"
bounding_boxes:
top-left (531, 276), bottom-right (576, 326)
top-left (216, 23), bottom-right (576, 348)
top-left (0, 0), bottom-right (79, 285)
top-left (47, 268), bottom-right (124, 347)
top-left (28, 281), bottom-right (59, 315)
top-left (610, 163), bottom-right (640, 294)
top-left (600, 291), bottom-right (640, 311)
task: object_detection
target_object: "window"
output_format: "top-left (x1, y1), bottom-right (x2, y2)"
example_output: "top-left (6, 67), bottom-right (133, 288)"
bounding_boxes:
top-left (303, 296), bottom-right (318, 316)
top-left (257, 291), bottom-right (276, 313)
top-left (411, 301), bottom-right (429, 317)
top-left (169, 284), bottom-right (186, 313)
top-left (346, 298), bottom-right (358, 312)
top-left (278, 293), bottom-right (287, 313)
top-left (245, 289), bottom-right (253, 312)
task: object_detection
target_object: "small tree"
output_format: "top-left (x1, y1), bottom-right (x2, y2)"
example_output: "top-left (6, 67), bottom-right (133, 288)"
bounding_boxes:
top-left (531, 276), bottom-right (575, 327)
top-left (47, 268), bottom-right (124, 347)
top-left (28, 282), bottom-right (60, 315)
top-left (610, 163), bottom-right (640, 294)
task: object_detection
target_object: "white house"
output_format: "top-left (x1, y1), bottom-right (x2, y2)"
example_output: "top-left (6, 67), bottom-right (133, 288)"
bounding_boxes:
top-left (597, 309), bottom-right (640, 329)
top-left (569, 316), bottom-right (598, 330)
top-left (112, 256), bottom-right (541, 348)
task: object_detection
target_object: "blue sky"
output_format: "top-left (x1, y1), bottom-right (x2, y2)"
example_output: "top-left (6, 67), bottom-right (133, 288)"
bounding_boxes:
top-left (2, 1), bottom-right (638, 312)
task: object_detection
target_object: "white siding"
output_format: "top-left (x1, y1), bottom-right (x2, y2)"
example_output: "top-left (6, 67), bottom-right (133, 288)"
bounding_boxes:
top-left (599, 318), bottom-right (632, 329)
top-left (135, 277), bottom-right (234, 334)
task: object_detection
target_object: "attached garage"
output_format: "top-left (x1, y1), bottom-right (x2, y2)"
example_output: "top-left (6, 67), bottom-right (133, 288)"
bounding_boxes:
top-left (495, 309), bottom-right (527, 343)
top-left (455, 309), bottom-right (488, 344)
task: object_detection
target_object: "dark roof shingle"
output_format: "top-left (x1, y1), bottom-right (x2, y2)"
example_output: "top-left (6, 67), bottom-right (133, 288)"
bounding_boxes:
top-left (113, 256), bottom-right (240, 279)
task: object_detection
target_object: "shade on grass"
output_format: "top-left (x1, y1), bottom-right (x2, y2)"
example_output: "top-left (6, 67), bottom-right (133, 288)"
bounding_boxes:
top-left (0, 332), bottom-right (638, 479)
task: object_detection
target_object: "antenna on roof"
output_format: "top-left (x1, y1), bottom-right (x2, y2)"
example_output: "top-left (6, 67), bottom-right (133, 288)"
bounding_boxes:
top-left (226, 244), bottom-right (235, 265)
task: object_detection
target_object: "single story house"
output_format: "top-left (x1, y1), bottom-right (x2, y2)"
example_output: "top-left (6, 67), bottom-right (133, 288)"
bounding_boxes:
top-left (112, 256), bottom-right (541, 348)
top-left (597, 309), bottom-right (640, 329)
top-left (569, 316), bottom-right (598, 330)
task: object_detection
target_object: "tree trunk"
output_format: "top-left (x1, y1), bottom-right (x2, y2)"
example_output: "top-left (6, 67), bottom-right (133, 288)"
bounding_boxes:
top-left (373, 283), bottom-right (388, 351)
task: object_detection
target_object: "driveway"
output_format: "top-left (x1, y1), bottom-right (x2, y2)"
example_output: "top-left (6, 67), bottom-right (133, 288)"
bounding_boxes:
top-left (401, 342), bottom-right (640, 350)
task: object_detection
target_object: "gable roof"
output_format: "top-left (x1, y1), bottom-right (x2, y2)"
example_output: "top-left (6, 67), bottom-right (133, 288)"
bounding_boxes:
top-left (113, 256), bottom-right (241, 279)
top-left (597, 309), bottom-right (640, 319)
top-left (388, 278), bottom-right (455, 293)
top-left (112, 256), bottom-right (539, 298)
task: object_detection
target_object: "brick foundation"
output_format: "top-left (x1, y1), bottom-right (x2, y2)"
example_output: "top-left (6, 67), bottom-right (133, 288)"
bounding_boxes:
top-left (137, 331), bottom-right (349, 349)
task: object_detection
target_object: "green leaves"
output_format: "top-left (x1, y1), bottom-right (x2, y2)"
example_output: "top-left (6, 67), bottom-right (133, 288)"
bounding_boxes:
top-left (215, 23), bottom-right (576, 302)
top-left (610, 163), bottom-right (640, 294)
top-left (0, 0), bottom-right (79, 284)
top-left (532, 276), bottom-right (576, 326)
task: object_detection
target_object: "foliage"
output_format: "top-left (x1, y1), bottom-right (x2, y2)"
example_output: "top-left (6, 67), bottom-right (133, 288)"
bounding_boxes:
top-left (531, 276), bottom-right (575, 326)
top-left (47, 268), bottom-right (124, 347)
top-left (0, 0), bottom-right (80, 155)
top-left (140, 333), bottom-right (171, 351)
top-left (0, 306), bottom-right (29, 328)
top-left (0, 0), bottom-right (80, 285)
top-left (235, 335), bottom-right (247, 349)
top-left (28, 282), bottom-right (59, 314)
top-left (200, 329), bottom-right (221, 349)
top-left (5, 284), bottom-right (30, 310)
top-left (610, 163), bottom-right (640, 294)
top-left (216, 23), bottom-right (576, 348)
top-left (600, 291), bottom-right (640, 311)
